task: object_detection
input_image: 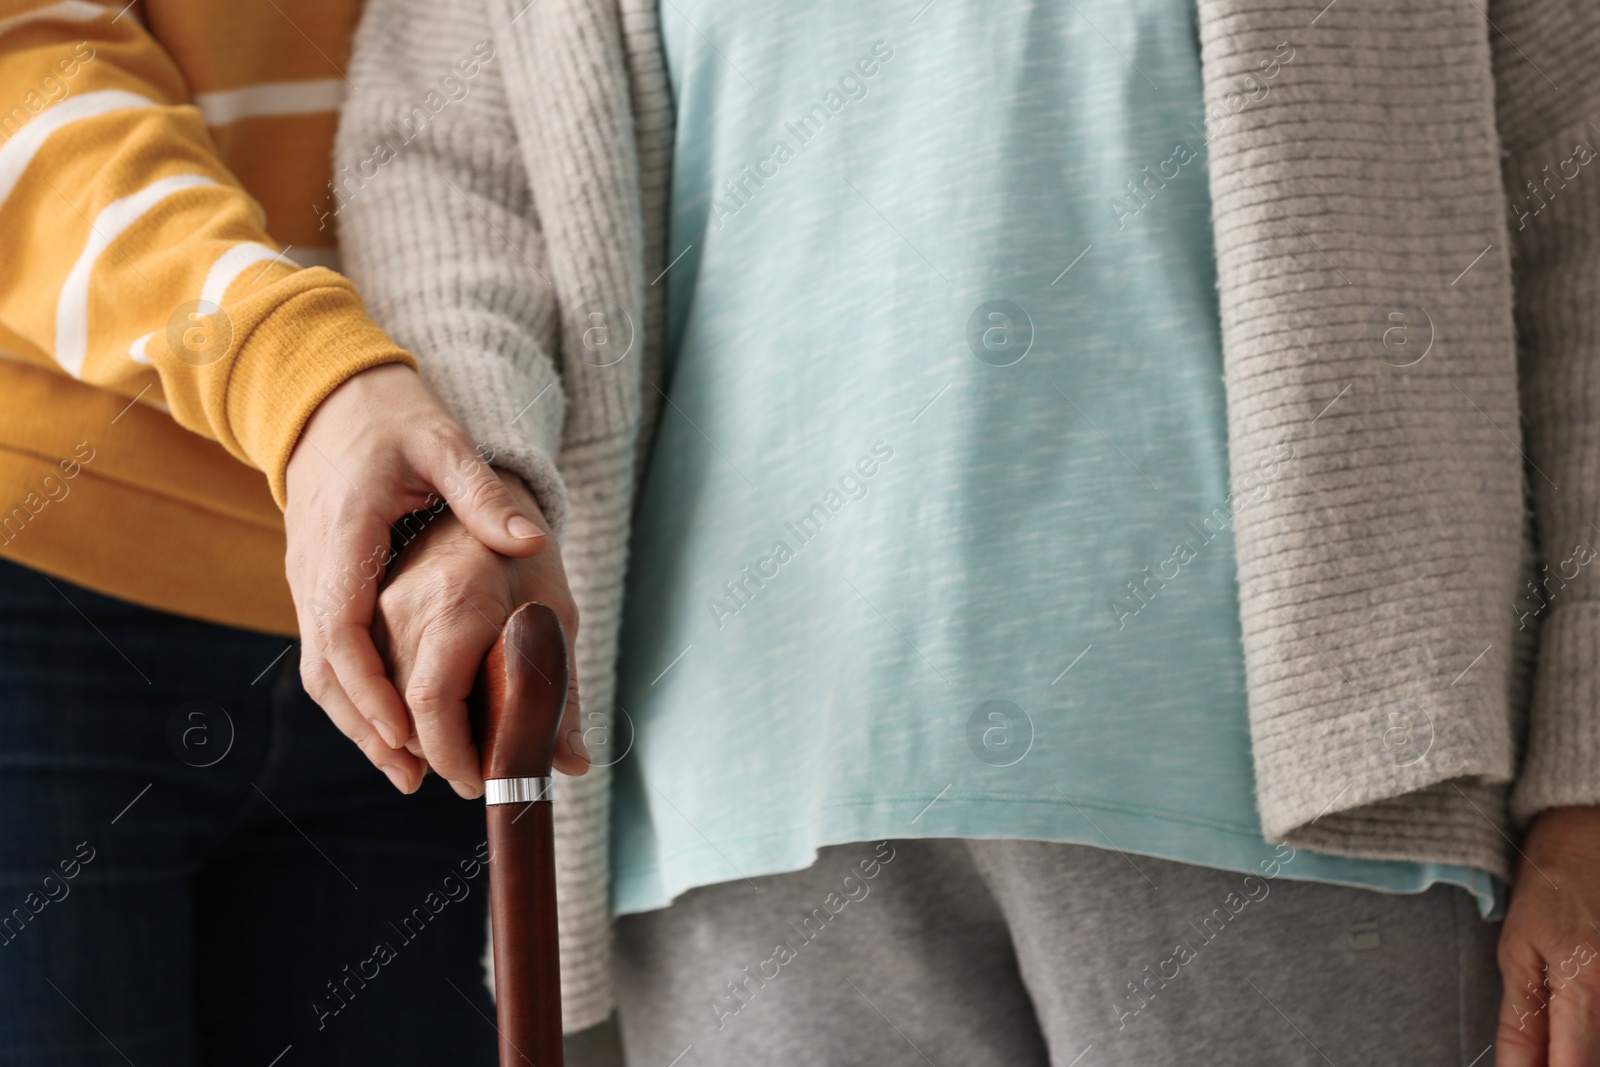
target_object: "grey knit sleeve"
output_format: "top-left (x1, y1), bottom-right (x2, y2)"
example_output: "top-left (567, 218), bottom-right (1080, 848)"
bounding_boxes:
top-left (1490, 2), bottom-right (1600, 823)
top-left (335, 0), bottom-right (569, 534)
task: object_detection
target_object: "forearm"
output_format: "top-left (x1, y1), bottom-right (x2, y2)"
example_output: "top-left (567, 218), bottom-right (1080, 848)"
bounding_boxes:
top-left (1492, 0), bottom-right (1600, 825)
top-left (0, 2), bottom-right (414, 503)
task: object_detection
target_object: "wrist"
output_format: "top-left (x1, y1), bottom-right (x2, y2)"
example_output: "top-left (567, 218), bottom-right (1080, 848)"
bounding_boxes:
top-left (287, 363), bottom-right (420, 483)
top-left (256, 321), bottom-right (417, 509)
top-left (1525, 805), bottom-right (1600, 864)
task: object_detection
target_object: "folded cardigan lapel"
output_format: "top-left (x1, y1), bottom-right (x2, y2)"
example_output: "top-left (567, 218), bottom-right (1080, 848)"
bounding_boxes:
top-left (1193, 0), bottom-right (1519, 868)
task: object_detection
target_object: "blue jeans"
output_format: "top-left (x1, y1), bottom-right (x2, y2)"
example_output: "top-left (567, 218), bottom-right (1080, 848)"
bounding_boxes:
top-left (0, 559), bottom-right (497, 1066)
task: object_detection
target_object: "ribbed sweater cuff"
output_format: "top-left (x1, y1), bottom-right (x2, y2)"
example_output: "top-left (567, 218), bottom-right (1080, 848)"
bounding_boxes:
top-left (1512, 600), bottom-right (1600, 824)
top-left (1282, 779), bottom-right (1513, 882)
top-left (218, 273), bottom-right (418, 507)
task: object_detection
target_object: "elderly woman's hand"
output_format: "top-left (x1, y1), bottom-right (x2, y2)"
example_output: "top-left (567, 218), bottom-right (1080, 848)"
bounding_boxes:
top-left (1496, 805), bottom-right (1600, 1066)
top-left (283, 365), bottom-right (548, 789)
top-left (369, 469), bottom-right (588, 798)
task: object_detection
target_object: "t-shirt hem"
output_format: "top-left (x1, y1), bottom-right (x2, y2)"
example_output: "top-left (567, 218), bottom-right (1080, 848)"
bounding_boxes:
top-left (611, 791), bottom-right (1506, 921)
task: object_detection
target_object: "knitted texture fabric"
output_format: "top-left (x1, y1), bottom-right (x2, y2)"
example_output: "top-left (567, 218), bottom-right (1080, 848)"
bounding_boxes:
top-left (336, 0), bottom-right (1600, 1032)
top-left (1197, 0), bottom-right (1600, 868)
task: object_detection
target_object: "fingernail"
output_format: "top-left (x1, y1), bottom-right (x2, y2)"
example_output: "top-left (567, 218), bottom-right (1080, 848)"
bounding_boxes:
top-left (508, 515), bottom-right (544, 540)
top-left (382, 765), bottom-right (412, 794)
top-left (373, 719), bottom-right (400, 749)
top-left (567, 728), bottom-right (591, 764)
top-left (451, 780), bottom-right (483, 800)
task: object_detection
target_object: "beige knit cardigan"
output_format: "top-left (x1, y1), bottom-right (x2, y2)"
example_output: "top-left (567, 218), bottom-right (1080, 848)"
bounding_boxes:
top-left (336, 0), bottom-right (1600, 1032)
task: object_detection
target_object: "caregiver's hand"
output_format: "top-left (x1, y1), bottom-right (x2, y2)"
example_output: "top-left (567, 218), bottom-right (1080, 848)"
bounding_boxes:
top-left (372, 470), bottom-right (587, 798)
top-left (1496, 805), bottom-right (1600, 1066)
top-left (284, 364), bottom-right (548, 790)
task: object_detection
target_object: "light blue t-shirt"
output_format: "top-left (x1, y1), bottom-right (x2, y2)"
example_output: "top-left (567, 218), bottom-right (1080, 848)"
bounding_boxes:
top-left (609, 0), bottom-right (1501, 918)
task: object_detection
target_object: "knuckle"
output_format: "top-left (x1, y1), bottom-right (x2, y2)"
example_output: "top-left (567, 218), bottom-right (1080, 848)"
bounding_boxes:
top-left (310, 609), bottom-right (346, 649)
top-left (420, 421), bottom-right (476, 475)
top-left (375, 580), bottom-right (412, 620)
top-left (463, 469), bottom-right (509, 514)
top-left (423, 585), bottom-right (480, 631)
top-left (404, 672), bottom-right (448, 718)
top-left (299, 659), bottom-right (330, 700)
top-left (421, 416), bottom-right (468, 451)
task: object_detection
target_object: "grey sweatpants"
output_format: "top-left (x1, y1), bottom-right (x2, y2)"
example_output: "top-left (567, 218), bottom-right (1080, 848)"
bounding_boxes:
top-left (614, 838), bottom-right (1501, 1066)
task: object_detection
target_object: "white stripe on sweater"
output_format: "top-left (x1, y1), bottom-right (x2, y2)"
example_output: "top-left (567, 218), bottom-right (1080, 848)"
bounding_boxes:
top-left (127, 330), bottom-right (154, 364)
top-left (0, 90), bottom-right (155, 207)
top-left (125, 244), bottom-right (289, 367)
top-left (0, 1), bottom-right (103, 39)
top-left (55, 173), bottom-right (215, 378)
top-left (192, 79), bottom-right (346, 126)
top-left (200, 241), bottom-right (286, 305)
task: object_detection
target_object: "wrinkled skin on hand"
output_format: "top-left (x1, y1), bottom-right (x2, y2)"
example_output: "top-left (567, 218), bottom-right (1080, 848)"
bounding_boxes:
top-left (372, 471), bottom-right (587, 797)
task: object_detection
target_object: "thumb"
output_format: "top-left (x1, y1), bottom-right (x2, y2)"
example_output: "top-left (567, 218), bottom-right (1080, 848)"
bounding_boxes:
top-left (421, 435), bottom-right (546, 558)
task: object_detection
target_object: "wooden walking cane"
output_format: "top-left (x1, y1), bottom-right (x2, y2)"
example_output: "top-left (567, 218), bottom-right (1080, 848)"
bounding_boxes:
top-left (469, 602), bottom-right (569, 1067)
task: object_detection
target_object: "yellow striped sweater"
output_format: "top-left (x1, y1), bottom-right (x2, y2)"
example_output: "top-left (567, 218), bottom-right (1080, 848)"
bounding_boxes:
top-left (0, 0), bottom-right (416, 635)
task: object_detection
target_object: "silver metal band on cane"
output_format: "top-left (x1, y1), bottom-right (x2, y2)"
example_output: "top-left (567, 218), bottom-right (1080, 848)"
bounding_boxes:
top-left (484, 776), bottom-right (552, 805)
